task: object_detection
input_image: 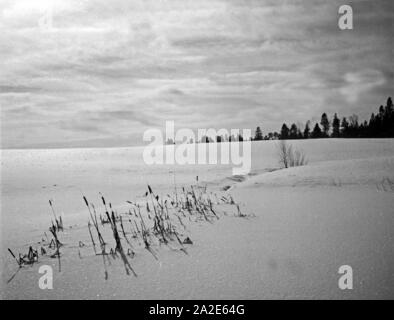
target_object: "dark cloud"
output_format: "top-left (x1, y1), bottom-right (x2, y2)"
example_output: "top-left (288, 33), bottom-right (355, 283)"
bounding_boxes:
top-left (93, 109), bottom-right (159, 127)
top-left (58, 121), bottom-right (107, 134)
top-left (0, 85), bottom-right (41, 93)
top-left (172, 35), bottom-right (265, 50)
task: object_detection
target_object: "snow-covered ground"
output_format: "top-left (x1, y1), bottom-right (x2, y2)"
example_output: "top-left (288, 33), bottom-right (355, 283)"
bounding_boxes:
top-left (1, 139), bottom-right (394, 299)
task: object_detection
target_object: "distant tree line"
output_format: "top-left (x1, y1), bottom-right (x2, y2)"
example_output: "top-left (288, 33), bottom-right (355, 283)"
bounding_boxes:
top-left (252, 97), bottom-right (394, 140)
top-left (165, 97), bottom-right (393, 144)
top-left (166, 133), bottom-right (245, 145)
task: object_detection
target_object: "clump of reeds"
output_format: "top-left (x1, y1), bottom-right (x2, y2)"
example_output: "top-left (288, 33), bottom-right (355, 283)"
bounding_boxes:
top-left (49, 199), bottom-right (63, 232)
top-left (8, 178), bottom-right (253, 283)
top-left (8, 246), bottom-right (38, 267)
top-left (105, 201), bottom-right (137, 277)
top-left (235, 204), bottom-right (247, 217)
top-left (7, 212), bottom-right (64, 271)
top-left (49, 223), bottom-right (62, 271)
top-left (83, 195), bottom-right (110, 279)
top-left (6, 246), bottom-right (41, 283)
top-left (83, 194), bottom-right (137, 279)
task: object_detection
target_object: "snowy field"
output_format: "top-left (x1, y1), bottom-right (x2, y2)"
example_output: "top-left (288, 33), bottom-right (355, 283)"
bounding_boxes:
top-left (1, 139), bottom-right (394, 299)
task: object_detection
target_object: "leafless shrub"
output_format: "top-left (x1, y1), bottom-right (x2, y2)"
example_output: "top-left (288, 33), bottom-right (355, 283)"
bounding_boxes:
top-left (277, 140), bottom-right (307, 169)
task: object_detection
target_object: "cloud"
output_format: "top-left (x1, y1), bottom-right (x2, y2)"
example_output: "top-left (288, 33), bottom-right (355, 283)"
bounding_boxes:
top-left (0, 85), bottom-right (41, 93)
top-left (340, 70), bottom-right (386, 103)
top-left (0, 0), bottom-right (393, 148)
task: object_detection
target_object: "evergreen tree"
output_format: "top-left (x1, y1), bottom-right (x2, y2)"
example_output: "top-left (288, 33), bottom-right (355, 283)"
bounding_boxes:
top-left (379, 105), bottom-right (385, 118)
top-left (348, 114), bottom-right (359, 137)
top-left (387, 97), bottom-right (393, 112)
top-left (341, 117), bottom-right (349, 137)
top-left (303, 121), bottom-right (310, 139)
top-left (320, 113), bottom-right (330, 137)
top-left (311, 123), bottom-right (322, 138)
top-left (382, 97), bottom-right (394, 137)
top-left (386, 97), bottom-right (394, 136)
top-left (280, 123), bottom-right (290, 140)
top-left (289, 123), bottom-right (298, 139)
top-left (368, 113), bottom-right (377, 137)
top-left (254, 126), bottom-right (263, 141)
top-left (297, 127), bottom-right (303, 139)
top-left (332, 113), bottom-right (340, 137)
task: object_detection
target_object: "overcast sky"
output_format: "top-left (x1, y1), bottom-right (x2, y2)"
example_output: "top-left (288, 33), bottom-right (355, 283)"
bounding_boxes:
top-left (1, 0), bottom-right (393, 148)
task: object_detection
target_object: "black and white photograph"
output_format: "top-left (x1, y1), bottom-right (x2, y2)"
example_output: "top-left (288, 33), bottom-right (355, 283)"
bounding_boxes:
top-left (0, 0), bottom-right (393, 303)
